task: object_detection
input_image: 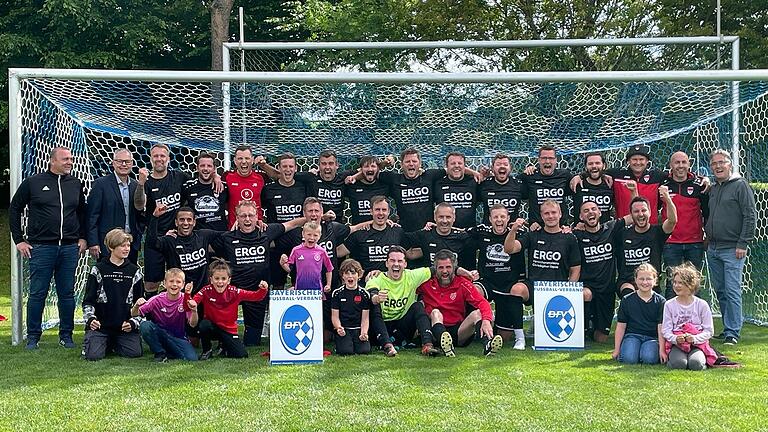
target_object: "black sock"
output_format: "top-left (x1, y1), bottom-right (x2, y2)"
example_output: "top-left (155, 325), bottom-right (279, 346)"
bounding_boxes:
top-left (432, 323), bottom-right (447, 340)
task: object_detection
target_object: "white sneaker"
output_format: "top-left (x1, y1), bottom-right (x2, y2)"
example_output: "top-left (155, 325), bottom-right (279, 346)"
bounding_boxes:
top-left (513, 337), bottom-right (526, 351)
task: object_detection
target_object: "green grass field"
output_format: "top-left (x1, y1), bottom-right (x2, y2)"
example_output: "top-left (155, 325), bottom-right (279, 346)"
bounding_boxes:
top-left (1, 211), bottom-right (767, 431)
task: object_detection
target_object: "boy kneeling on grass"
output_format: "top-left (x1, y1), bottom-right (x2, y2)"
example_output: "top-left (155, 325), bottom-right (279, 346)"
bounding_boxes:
top-left (190, 258), bottom-right (268, 360)
top-left (132, 268), bottom-right (199, 362)
top-left (330, 259), bottom-right (373, 356)
top-left (82, 229), bottom-right (144, 361)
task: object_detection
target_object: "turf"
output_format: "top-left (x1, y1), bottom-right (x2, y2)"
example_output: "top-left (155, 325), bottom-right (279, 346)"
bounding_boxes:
top-left (1, 211), bottom-right (767, 431)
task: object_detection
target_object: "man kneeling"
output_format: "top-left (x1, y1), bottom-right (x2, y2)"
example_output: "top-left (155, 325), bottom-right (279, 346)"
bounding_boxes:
top-left (418, 249), bottom-right (503, 357)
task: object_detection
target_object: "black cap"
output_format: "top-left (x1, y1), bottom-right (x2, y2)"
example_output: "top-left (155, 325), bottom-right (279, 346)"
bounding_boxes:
top-left (626, 144), bottom-right (651, 161)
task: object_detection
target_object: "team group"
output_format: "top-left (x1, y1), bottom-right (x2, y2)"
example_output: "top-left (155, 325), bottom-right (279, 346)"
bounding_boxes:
top-left (9, 142), bottom-right (755, 368)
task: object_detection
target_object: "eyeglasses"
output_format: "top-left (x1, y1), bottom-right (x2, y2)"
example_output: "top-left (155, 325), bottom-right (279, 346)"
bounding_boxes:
top-left (114, 159), bottom-right (133, 165)
top-left (710, 160), bottom-right (729, 167)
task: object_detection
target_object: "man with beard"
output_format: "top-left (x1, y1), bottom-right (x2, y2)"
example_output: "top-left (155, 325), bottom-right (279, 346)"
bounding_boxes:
top-left (434, 151), bottom-right (481, 229)
top-left (660, 151), bottom-right (708, 298)
top-left (211, 201), bottom-right (305, 346)
top-left (337, 195), bottom-right (405, 276)
top-left (574, 201), bottom-right (632, 343)
top-left (182, 153), bottom-right (228, 231)
top-left (403, 203), bottom-right (475, 270)
top-left (503, 200), bottom-right (582, 326)
top-left (572, 152), bottom-right (614, 223)
top-left (344, 156), bottom-right (392, 225)
top-left (521, 145), bottom-right (573, 228)
top-left (223, 145), bottom-right (270, 227)
top-left (469, 204), bottom-right (527, 350)
top-left (478, 153), bottom-right (524, 224)
top-left (603, 145), bottom-right (667, 224)
top-left (419, 249), bottom-right (503, 357)
top-left (616, 186), bottom-right (677, 297)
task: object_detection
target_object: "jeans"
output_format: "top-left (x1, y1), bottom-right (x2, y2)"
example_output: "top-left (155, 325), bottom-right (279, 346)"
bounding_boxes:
top-left (663, 242), bottom-right (705, 298)
top-left (27, 243), bottom-right (79, 340)
top-left (707, 246), bottom-right (746, 339)
top-left (140, 321), bottom-right (198, 361)
top-left (619, 333), bottom-right (659, 364)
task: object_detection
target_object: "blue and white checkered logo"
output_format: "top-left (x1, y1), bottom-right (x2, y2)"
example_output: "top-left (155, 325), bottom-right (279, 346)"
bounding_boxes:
top-left (543, 295), bottom-right (575, 342)
top-left (279, 305), bottom-right (314, 355)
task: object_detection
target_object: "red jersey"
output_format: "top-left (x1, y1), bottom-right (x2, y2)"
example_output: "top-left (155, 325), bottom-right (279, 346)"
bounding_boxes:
top-left (661, 172), bottom-right (708, 244)
top-left (191, 284), bottom-right (266, 334)
top-left (223, 170), bottom-right (269, 226)
top-left (607, 168), bottom-right (665, 224)
top-left (417, 275), bottom-right (493, 327)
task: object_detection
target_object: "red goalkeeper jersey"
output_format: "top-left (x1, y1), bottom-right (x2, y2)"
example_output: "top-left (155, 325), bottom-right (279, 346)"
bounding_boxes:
top-left (223, 170), bottom-right (269, 227)
top-left (191, 284), bottom-right (266, 335)
top-left (417, 275), bottom-right (493, 327)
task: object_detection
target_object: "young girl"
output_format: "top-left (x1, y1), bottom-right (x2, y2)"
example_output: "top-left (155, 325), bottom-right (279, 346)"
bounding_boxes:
top-left (662, 262), bottom-right (716, 370)
top-left (280, 221), bottom-right (333, 293)
top-left (330, 259), bottom-right (372, 356)
top-left (612, 263), bottom-right (666, 365)
top-left (191, 258), bottom-right (268, 360)
top-left (82, 229), bottom-right (144, 361)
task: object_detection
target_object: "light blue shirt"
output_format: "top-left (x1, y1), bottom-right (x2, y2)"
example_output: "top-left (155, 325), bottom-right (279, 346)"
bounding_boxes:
top-left (115, 172), bottom-right (131, 233)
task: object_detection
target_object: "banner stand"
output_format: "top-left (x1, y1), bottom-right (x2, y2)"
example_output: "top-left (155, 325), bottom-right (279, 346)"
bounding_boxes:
top-left (269, 290), bottom-right (324, 365)
top-left (533, 281), bottom-right (585, 351)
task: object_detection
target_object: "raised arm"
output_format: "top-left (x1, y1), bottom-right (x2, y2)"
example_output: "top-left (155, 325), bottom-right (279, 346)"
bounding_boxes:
top-left (503, 218), bottom-right (526, 254)
top-left (659, 185), bottom-right (677, 234)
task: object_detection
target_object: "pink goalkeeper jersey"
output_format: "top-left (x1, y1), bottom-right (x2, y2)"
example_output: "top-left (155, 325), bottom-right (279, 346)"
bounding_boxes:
top-left (287, 244), bottom-right (333, 290)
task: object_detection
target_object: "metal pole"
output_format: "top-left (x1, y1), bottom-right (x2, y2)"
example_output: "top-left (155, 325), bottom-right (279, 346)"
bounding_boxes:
top-left (222, 36), bottom-right (740, 51)
top-left (717, 0), bottom-right (722, 68)
top-left (731, 38), bottom-right (741, 175)
top-left (238, 6), bottom-right (246, 147)
top-left (222, 46), bottom-right (231, 172)
top-left (8, 71), bottom-right (24, 346)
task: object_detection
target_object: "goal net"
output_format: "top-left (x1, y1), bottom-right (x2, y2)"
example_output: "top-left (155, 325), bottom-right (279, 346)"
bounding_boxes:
top-left (9, 43), bottom-right (768, 344)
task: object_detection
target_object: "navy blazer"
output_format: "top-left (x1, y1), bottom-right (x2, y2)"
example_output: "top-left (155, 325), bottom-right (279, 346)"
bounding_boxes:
top-left (86, 173), bottom-right (144, 253)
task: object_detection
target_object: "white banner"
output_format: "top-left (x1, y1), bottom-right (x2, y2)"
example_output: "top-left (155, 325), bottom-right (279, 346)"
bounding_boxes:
top-left (533, 281), bottom-right (584, 350)
top-left (269, 290), bottom-right (324, 365)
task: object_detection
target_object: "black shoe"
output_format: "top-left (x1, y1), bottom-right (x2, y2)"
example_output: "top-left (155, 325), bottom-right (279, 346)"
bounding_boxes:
top-left (153, 353), bottom-right (168, 363)
top-left (25, 338), bottom-right (40, 350)
top-left (483, 335), bottom-right (503, 357)
top-left (214, 345), bottom-right (225, 357)
top-left (713, 332), bottom-right (726, 340)
top-left (723, 336), bottom-right (738, 346)
top-left (59, 337), bottom-right (76, 349)
top-left (199, 349), bottom-right (213, 360)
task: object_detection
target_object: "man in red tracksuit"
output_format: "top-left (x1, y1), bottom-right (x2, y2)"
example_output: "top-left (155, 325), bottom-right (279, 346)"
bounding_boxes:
top-left (417, 249), bottom-right (503, 357)
top-left (660, 151), bottom-right (708, 298)
top-left (606, 145), bottom-right (666, 224)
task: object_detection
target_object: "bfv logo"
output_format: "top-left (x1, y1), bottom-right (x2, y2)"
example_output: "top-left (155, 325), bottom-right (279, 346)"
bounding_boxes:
top-left (543, 295), bottom-right (576, 342)
top-left (279, 305), bottom-right (314, 355)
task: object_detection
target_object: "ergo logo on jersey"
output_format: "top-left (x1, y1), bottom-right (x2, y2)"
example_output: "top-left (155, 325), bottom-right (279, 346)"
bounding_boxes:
top-left (488, 198), bottom-right (517, 207)
top-left (533, 250), bottom-right (561, 261)
top-left (625, 247), bottom-right (651, 259)
top-left (235, 245), bottom-right (266, 257)
top-left (179, 248), bottom-right (206, 265)
top-left (402, 187), bottom-right (429, 198)
top-left (536, 188), bottom-right (564, 198)
top-left (444, 192), bottom-right (473, 202)
top-left (583, 243), bottom-right (612, 257)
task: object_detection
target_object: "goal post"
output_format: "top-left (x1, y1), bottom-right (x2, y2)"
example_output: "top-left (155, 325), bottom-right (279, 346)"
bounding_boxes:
top-left (8, 57), bottom-right (768, 345)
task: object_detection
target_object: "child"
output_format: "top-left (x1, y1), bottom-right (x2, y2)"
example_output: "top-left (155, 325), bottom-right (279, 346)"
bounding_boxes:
top-left (192, 258), bottom-right (268, 360)
top-left (330, 259), bottom-right (375, 356)
top-left (611, 263), bottom-right (666, 365)
top-left (662, 262), bottom-right (716, 370)
top-left (82, 229), bottom-right (144, 361)
top-left (280, 221), bottom-right (333, 293)
top-left (132, 268), bottom-right (199, 362)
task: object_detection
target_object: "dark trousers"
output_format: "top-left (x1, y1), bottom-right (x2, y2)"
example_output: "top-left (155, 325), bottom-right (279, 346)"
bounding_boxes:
top-left (198, 319), bottom-right (248, 358)
top-left (334, 328), bottom-right (371, 355)
top-left (83, 328), bottom-right (143, 361)
top-left (368, 303), bottom-right (392, 347)
top-left (385, 302), bottom-right (433, 346)
top-left (663, 242), bottom-right (705, 299)
top-left (242, 298), bottom-right (268, 346)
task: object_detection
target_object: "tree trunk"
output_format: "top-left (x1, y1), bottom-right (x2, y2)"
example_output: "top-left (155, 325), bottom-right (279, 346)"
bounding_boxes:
top-left (210, 0), bottom-right (235, 71)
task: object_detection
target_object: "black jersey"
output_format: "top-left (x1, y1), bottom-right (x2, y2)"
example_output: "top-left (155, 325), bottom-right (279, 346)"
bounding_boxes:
top-left (343, 225), bottom-right (406, 274)
top-left (573, 178), bottom-right (614, 223)
top-left (82, 259), bottom-right (143, 332)
top-left (616, 224), bottom-right (671, 283)
top-left (434, 174), bottom-right (479, 229)
top-left (574, 219), bottom-right (624, 292)
top-left (380, 169), bottom-right (443, 232)
top-left (330, 286), bottom-right (372, 329)
top-left (520, 168), bottom-right (572, 226)
top-left (404, 227), bottom-right (475, 269)
top-left (478, 176), bottom-right (524, 224)
top-left (260, 181), bottom-right (308, 223)
top-left (470, 225), bottom-right (525, 288)
top-left (145, 171), bottom-right (190, 233)
top-left (344, 179), bottom-right (391, 225)
top-left (297, 171), bottom-right (349, 218)
top-left (147, 217), bottom-right (222, 292)
top-left (518, 229), bottom-right (581, 281)
top-left (616, 291), bottom-right (665, 337)
top-left (212, 224), bottom-right (285, 291)
top-left (182, 178), bottom-right (228, 231)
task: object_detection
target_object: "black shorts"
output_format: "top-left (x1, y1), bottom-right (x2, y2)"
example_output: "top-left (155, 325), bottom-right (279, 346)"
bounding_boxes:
top-left (142, 244), bottom-right (166, 283)
top-left (445, 324), bottom-right (474, 347)
top-left (478, 279), bottom-right (521, 331)
top-left (616, 279), bottom-right (636, 298)
top-left (586, 288), bottom-right (616, 335)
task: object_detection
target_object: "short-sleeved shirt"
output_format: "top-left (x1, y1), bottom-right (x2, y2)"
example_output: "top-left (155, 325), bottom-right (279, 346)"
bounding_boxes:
top-left (330, 286), bottom-right (371, 329)
top-left (616, 291), bottom-right (665, 337)
top-left (297, 170), bottom-right (350, 218)
top-left (520, 168), bottom-right (572, 226)
top-left (518, 229), bottom-right (581, 281)
top-left (277, 221), bottom-right (351, 286)
top-left (212, 224), bottom-right (285, 290)
top-left (574, 219), bottom-right (624, 292)
top-left (145, 170), bottom-right (190, 233)
top-left (573, 179), bottom-right (613, 223)
top-left (470, 225), bottom-right (526, 289)
top-left (138, 292), bottom-right (191, 340)
top-left (616, 224), bottom-right (671, 283)
top-left (344, 180), bottom-right (391, 225)
top-left (380, 169), bottom-right (443, 232)
top-left (342, 225), bottom-right (405, 274)
top-left (434, 174), bottom-right (479, 229)
top-left (260, 181), bottom-right (308, 223)
top-left (223, 170), bottom-right (269, 225)
top-left (478, 176), bottom-right (524, 224)
top-left (182, 178), bottom-right (229, 231)
top-left (404, 227), bottom-right (475, 270)
top-left (287, 244), bottom-right (334, 290)
top-left (365, 267), bottom-right (432, 321)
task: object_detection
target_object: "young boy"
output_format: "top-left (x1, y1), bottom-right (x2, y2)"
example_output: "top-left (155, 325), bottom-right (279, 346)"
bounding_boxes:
top-left (82, 229), bottom-right (144, 361)
top-left (132, 268), bottom-right (199, 362)
top-left (192, 258), bottom-right (268, 359)
top-left (331, 259), bottom-right (386, 356)
top-left (280, 221), bottom-right (333, 292)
